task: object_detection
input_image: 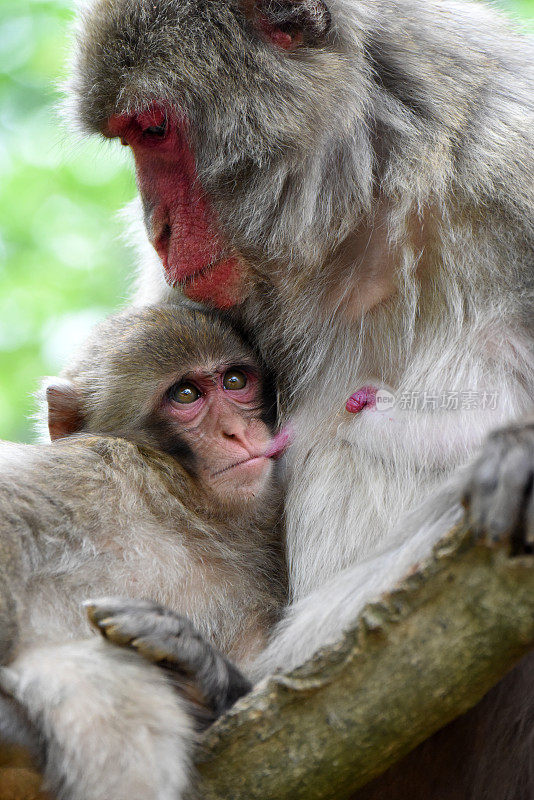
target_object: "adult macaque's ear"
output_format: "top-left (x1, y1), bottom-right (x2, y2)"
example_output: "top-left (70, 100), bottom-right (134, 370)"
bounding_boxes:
top-left (45, 379), bottom-right (85, 441)
top-left (250, 0), bottom-right (331, 50)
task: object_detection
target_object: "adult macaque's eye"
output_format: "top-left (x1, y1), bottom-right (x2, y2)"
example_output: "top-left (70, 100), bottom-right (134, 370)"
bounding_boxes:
top-left (168, 382), bottom-right (201, 404)
top-left (137, 108), bottom-right (168, 139)
top-left (223, 370), bottom-right (248, 391)
top-left (142, 121), bottom-right (167, 138)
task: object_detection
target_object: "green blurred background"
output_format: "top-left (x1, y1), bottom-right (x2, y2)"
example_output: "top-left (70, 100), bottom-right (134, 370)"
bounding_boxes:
top-left (0, 0), bottom-right (533, 443)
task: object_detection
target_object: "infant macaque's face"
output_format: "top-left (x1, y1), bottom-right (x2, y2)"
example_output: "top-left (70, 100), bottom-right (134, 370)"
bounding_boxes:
top-left (163, 361), bottom-right (274, 506)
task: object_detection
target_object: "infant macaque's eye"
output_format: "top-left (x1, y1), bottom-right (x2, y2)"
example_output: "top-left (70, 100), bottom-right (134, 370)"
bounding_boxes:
top-left (169, 382), bottom-right (201, 404)
top-left (223, 370), bottom-right (248, 390)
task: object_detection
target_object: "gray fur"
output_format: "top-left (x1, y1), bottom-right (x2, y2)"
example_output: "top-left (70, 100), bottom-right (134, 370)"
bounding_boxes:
top-left (69, 0), bottom-right (534, 796)
top-left (0, 304), bottom-right (285, 800)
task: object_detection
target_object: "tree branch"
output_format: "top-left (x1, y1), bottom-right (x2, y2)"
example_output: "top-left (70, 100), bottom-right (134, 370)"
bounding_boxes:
top-left (195, 525), bottom-right (534, 800)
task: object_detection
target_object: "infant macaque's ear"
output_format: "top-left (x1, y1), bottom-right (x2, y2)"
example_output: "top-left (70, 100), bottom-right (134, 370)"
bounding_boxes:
top-left (45, 379), bottom-right (84, 441)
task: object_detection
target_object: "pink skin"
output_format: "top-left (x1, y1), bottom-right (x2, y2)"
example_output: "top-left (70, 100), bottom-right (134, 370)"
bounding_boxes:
top-left (162, 365), bottom-right (280, 504)
top-left (107, 108), bottom-right (247, 309)
top-left (258, 16), bottom-right (302, 50)
top-left (345, 386), bottom-right (377, 414)
top-left (264, 424), bottom-right (294, 458)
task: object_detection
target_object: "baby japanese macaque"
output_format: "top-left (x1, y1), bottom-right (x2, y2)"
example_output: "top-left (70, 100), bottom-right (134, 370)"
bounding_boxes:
top-left (0, 303), bottom-right (287, 800)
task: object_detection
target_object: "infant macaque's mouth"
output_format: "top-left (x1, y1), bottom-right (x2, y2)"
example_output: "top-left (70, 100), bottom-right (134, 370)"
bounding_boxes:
top-left (211, 426), bottom-right (293, 478)
top-left (264, 426), bottom-right (293, 459)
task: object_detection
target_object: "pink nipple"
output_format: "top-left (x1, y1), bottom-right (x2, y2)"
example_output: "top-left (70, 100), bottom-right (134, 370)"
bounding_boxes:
top-left (346, 386), bottom-right (377, 413)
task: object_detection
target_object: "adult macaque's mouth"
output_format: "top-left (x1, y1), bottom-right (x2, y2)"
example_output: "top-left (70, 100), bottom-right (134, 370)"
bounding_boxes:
top-left (166, 255), bottom-right (247, 309)
top-left (163, 252), bottom-right (219, 288)
top-left (172, 260), bottom-right (214, 288)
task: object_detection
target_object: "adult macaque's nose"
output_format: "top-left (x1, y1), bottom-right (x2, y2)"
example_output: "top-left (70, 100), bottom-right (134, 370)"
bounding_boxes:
top-left (148, 207), bottom-right (172, 270)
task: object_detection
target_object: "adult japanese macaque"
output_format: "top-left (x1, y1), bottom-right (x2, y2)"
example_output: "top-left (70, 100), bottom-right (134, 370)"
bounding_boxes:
top-left (0, 303), bottom-right (287, 800)
top-left (68, 0), bottom-right (534, 796)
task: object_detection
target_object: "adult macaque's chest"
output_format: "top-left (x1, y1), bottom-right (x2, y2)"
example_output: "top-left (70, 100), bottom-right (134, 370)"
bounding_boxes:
top-left (282, 391), bottom-right (495, 599)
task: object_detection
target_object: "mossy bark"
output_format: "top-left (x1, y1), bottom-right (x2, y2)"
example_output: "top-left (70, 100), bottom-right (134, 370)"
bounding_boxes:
top-left (194, 525), bottom-right (534, 800)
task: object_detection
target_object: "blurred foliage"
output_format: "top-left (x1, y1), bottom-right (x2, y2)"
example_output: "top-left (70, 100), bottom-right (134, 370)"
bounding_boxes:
top-left (0, 0), bottom-right (533, 443)
top-left (0, 0), bottom-right (135, 443)
top-left (510, 0), bottom-right (534, 20)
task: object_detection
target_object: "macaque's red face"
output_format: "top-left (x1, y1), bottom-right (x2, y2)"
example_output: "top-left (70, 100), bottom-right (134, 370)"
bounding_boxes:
top-left (161, 363), bottom-right (274, 505)
top-left (78, 0), bottom-right (334, 309)
top-left (107, 108), bottom-right (249, 309)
